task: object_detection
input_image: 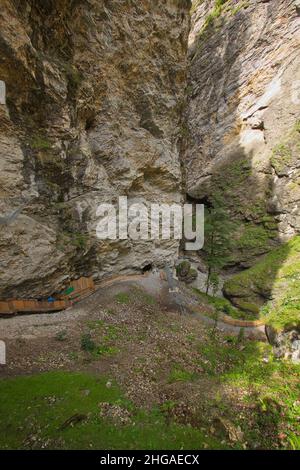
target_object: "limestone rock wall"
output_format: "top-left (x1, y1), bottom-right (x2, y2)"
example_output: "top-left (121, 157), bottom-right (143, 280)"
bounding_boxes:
top-left (0, 0), bottom-right (191, 298)
top-left (185, 0), bottom-right (300, 268)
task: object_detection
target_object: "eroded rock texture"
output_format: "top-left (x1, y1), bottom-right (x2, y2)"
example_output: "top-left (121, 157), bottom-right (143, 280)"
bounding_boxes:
top-left (185, 0), bottom-right (300, 269)
top-left (0, 0), bottom-right (190, 298)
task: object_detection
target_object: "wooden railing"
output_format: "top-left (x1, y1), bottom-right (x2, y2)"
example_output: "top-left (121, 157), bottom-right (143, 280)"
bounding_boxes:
top-left (0, 277), bottom-right (95, 316)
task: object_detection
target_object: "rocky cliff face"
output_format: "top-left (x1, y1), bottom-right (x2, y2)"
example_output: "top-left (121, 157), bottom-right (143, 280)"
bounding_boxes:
top-left (185, 0), bottom-right (300, 268)
top-left (1, 0), bottom-right (299, 310)
top-left (0, 0), bottom-right (190, 298)
top-left (185, 0), bottom-right (300, 326)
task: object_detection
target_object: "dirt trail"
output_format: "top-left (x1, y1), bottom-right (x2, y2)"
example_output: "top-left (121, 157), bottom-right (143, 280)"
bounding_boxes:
top-left (0, 273), bottom-right (266, 341)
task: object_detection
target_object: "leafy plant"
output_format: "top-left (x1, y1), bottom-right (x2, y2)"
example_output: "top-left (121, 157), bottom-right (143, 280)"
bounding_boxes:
top-left (115, 292), bottom-right (131, 304)
top-left (203, 194), bottom-right (236, 295)
top-left (81, 333), bottom-right (96, 352)
top-left (30, 134), bottom-right (52, 150)
top-left (55, 330), bottom-right (67, 342)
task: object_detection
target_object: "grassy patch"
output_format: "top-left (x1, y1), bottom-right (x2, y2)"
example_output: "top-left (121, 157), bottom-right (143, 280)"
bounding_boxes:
top-left (81, 324), bottom-right (122, 358)
top-left (81, 333), bottom-right (96, 353)
top-left (224, 236), bottom-right (300, 330)
top-left (131, 287), bottom-right (156, 306)
top-left (197, 338), bottom-right (300, 448)
top-left (270, 144), bottom-right (292, 175)
top-left (235, 224), bottom-right (272, 252)
top-left (168, 367), bottom-right (197, 383)
top-left (55, 330), bottom-right (67, 342)
top-left (0, 371), bottom-right (225, 450)
top-left (192, 288), bottom-right (255, 320)
top-left (115, 292), bottom-right (131, 305)
top-left (200, 0), bottom-right (229, 34)
top-left (30, 134), bottom-right (52, 150)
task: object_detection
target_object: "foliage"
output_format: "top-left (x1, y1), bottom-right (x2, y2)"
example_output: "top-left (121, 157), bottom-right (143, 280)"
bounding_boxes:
top-left (192, 288), bottom-right (255, 320)
top-left (224, 236), bottom-right (300, 330)
top-left (203, 194), bottom-right (236, 295)
top-left (270, 144), bottom-right (292, 175)
top-left (168, 367), bottom-right (197, 383)
top-left (0, 372), bottom-right (224, 450)
top-left (30, 134), bottom-right (52, 150)
top-left (115, 292), bottom-right (131, 305)
top-left (61, 63), bottom-right (83, 89)
top-left (81, 333), bottom-right (96, 353)
top-left (55, 330), bottom-right (67, 342)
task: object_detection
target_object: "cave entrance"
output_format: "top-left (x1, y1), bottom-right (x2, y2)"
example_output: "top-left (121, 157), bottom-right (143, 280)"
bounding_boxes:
top-left (141, 263), bottom-right (153, 274)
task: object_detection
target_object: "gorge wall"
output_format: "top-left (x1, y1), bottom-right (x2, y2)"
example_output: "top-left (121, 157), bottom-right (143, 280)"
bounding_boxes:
top-left (185, 0), bottom-right (300, 268)
top-left (185, 0), bottom-right (300, 324)
top-left (0, 0), bottom-right (190, 298)
top-left (0, 0), bottom-right (299, 308)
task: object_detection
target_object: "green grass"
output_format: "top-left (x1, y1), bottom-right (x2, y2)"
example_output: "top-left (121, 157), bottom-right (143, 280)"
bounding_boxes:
top-left (0, 371), bottom-right (225, 450)
top-left (115, 292), bottom-right (131, 304)
top-left (131, 287), bottom-right (157, 306)
top-left (224, 236), bottom-right (300, 330)
top-left (81, 324), bottom-right (122, 358)
top-left (270, 121), bottom-right (300, 175)
top-left (168, 367), bottom-right (197, 383)
top-left (192, 288), bottom-right (256, 320)
top-left (197, 339), bottom-right (300, 448)
top-left (235, 224), bottom-right (272, 252)
top-left (30, 135), bottom-right (52, 150)
top-left (270, 144), bottom-right (292, 174)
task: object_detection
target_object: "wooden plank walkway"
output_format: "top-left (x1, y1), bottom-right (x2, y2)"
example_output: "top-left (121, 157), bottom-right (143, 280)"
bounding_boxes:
top-left (0, 277), bottom-right (95, 316)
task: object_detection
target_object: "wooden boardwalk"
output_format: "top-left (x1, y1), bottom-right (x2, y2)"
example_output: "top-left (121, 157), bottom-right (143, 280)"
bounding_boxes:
top-left (0, 277), bottom-right (95, 316)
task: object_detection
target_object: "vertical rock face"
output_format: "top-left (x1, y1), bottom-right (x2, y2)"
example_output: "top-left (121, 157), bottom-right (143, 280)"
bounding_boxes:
top-left (185, 0), bottom-right (300, 268)
top-left (0, 0), bottom-right (191, 298)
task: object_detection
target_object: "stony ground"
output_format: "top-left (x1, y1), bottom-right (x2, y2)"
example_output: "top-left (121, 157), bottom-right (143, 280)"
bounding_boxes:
top-left (0, 275), bottom-right (299, 450)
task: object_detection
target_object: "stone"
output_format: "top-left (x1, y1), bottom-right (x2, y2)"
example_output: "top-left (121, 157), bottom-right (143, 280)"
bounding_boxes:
top-left (176, 260), bottom-right (198, 284)
top-left (0, 0), bottom-right (299, 314)
top-left (185, 0), bottom-right (300, 269)
top-left (0, 0), bottom-right (190, 298)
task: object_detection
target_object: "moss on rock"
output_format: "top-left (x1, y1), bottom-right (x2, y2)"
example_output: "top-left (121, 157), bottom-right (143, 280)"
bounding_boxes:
top-left (224, 236), bottom-right (300, 330)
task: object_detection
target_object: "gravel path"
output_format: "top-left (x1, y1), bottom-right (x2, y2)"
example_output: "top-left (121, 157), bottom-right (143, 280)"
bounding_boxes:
top-left (0, 273), bottom-right (266, 341)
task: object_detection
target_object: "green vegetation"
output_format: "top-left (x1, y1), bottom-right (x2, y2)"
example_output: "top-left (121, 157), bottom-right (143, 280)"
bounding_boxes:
top-left (235, 225), bottom-right (271, 251)
top-left (224, 236), bottom-right (300, 330)
top-left (55, 330), bottom-right (67, 342)
top-left (131, 286), bottom-right (157, 306)
top-left (81, 333), bottom-right (96, 353)
top-left (176, 260), bottom-right (197, 284)
top-left (270, 143), bottom-right (292, 175)
top-left (230, 1), bottom-right (250, 16)
top-left (203, 194), bottom-right (236, 294)
top-left (195, 0), bottom-right (250, 40)
top-left (295, 120), bottom-right (300, 133)
top-left (61, 63), bottom-right (83, 89)
top-left (168, 366), bottom-right (197, 383)
top-left (56, 231), bottom-right (89, 253)
top-left (115, 292), bottom-right (131, 305)
top-left (193, 288), bottom-right (257, 320)
top-left (30, 134), bottom-right (52, 150)
top-left (270, 121), bottom-right (300, 175)
top-left (197, 338), bottom-right (300, 448)
top-left (71, 232), bottom-right (89, 250)
top-left (190, 0), bottom-right (204, 15)
top-left (81, 324), bottom-right (121, 358)
top-left (0, 372), bottom-right (224, 450)
top-left (202, 0), bottom-right (229, 32)
top-left (1, 312), bottom-right (300, 449)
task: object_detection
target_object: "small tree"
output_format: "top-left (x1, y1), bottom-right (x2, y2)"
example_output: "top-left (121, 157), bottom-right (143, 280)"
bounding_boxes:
top-left (204, 194), bottom-right (235, 295)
